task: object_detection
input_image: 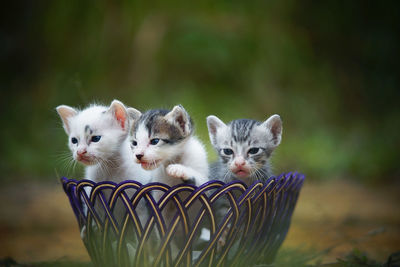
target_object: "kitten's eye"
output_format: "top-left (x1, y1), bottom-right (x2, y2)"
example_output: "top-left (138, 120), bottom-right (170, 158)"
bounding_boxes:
top-left (150, 138), bottom-right (160, 145)
top-left (248, 148), bottom-right (260, 155)
top-left (222, 148), bottom-right (234, 155)
top-left (71, 137), bottom-right (78, 144)
top-left (91, 136), bottom-right (101, 142)
top-left (132, 140), bottom-right (137, 146)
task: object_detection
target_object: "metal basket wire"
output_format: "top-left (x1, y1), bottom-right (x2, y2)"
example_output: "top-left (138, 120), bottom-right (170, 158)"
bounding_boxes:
top-left (61, 172), bottom-right (305, 267)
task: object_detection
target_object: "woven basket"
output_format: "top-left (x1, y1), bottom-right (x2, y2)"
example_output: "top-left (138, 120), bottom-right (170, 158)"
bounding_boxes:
top-left (61, 172), bottom-right (304, 267)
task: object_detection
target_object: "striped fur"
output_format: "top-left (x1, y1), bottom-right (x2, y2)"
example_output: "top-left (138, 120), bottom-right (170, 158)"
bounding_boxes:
top-left (207, 114), bottom-right (282, 185)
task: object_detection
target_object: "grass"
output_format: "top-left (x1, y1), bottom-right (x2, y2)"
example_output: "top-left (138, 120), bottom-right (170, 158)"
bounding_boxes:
top-left (2, 249), bottom-right (398, 267)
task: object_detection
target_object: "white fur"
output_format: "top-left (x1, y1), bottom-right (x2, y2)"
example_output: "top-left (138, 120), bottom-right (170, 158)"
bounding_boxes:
top-left (57, 101), bottom-right (151, 184)
top-left (128, 107), bottom-right (210, 253)
top-left (132, 122), bottom-right (209, 187)
top-left (152, 137), bottom-right (209, 186)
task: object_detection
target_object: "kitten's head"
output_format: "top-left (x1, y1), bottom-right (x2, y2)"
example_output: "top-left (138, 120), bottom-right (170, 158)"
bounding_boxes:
top-left (207, 115), bottom-right (282, 181)
top-left (56, 100), bottom-right (130, 166)
top-left (128, 105), bottom-right (193, 170)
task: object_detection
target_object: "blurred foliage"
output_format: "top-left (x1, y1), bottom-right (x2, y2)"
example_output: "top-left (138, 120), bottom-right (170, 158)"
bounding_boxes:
top-left (1, 1), bottom-right (399, 183)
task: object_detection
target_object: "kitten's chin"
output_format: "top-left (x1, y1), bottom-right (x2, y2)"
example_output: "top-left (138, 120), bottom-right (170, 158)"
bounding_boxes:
top-left (78, 159), bottom-right (96, 166)
top-left (76, 156), bottom-right (96, 166)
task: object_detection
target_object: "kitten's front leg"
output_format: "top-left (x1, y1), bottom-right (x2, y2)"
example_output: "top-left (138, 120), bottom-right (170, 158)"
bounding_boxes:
top-left (166, 164), bottom-right (207, 185)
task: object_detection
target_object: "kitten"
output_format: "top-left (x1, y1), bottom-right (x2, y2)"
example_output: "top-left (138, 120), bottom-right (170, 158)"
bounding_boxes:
top-left (207, 114), bottom-right (282, 186)
top-left (56, 100), bottom-right (150, 185)
top-left (57, 100), bottom-right (152, 240)
top-left (206, 114), bottom-right (282, 250)
top-left (127, 105), bottom-right (209, 253)
top-left (128, 105), bottom-right (209, 187)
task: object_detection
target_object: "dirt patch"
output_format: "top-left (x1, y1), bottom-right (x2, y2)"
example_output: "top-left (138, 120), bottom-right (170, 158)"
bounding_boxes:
top-left (283, 179), bottom-right (400, 263)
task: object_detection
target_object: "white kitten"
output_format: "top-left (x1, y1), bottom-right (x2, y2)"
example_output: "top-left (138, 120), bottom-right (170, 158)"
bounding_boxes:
top-left (128, 105), bottom-right (209, 187)
top-left (56, 100), bottom-right (151, 184)
top-left (57, 100), bottom-right (153, 239)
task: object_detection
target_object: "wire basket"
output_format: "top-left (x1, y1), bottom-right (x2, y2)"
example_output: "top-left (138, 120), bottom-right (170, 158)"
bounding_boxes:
top-left (61, 172), bottom-right (305, 267)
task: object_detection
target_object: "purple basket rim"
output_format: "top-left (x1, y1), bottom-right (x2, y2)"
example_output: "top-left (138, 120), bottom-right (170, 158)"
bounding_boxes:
top-left (60, 171), bottom-right (305, 189)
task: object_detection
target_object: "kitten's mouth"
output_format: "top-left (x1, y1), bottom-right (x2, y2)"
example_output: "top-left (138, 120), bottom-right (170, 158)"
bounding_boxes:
top-left (77, 156), bottom-right (95, 165)
top-left (233, 168), bottom-right (250, 178)
top-left (138, 160), bottom-right (161, 170)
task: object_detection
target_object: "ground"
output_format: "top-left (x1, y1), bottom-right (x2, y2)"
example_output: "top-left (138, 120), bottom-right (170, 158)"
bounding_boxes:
top-left (0, 179), bottom-right (399, 265)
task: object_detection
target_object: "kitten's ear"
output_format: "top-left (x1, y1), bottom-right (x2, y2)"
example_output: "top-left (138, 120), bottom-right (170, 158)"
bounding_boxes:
top-left (56, 105), bottom-right (78, 134)
top-left (108, 100), bottom-right (128, 130)
top-left (206, 115), bottom-right (226, 146)
top-left (261, 114), bottom-right (282, 147)
top-left (165, 105), bottom-right (192, 136)
top-left (127, 107), bottom-right (142, 132)
top-left (127, 107), bottom-right (142, 123)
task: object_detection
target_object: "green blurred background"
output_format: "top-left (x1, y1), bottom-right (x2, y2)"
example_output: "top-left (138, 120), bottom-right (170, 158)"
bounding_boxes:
top-left (1, 0), bottom-right (399, 184)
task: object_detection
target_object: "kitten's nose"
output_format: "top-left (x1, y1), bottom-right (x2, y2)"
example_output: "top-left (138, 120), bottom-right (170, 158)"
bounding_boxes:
top-left (77, 149), bottom-right (87, 156)
top-left (234, 157), bottom-right (246, 166)
top-left (136, 154), bottom-right (144, 160)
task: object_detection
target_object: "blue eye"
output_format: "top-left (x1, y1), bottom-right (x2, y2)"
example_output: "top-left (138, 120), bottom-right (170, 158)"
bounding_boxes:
top-left (71, 137), bottom-right (78, 144)
top-left (223, 148), bottom-right (234, 155)
top-left (132, 140), bottom-right (137, 146)
top-left (248, 148), bottom-right (260, 154)
top-left (150, 138), bottom-right (160, 145)
top-left (91, 136), bottom-right (101, 142)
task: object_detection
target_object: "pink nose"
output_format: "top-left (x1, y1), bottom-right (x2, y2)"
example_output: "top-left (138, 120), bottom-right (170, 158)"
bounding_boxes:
top-left (77, 150), bottom-right (87, 156)
top-left (234, 158), bottom-right (246, 167)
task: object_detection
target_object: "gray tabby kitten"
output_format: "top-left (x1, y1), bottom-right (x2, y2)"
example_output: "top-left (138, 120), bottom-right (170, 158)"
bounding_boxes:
top-left (207, 114), bottom-right (282, 185)
top-left (206, 114), bottom-right (282, 249)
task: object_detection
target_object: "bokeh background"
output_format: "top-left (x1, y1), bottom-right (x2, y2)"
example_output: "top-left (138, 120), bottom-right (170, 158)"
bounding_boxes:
top-left (1, 1), bottom-right (399, 265)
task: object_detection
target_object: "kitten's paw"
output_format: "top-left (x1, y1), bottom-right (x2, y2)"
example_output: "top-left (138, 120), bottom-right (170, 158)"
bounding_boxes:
top-left (166, 164), bottom-right (189, 180)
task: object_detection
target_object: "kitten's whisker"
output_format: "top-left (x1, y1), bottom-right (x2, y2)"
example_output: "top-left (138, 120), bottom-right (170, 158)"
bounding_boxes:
top-left (252, 168), bottom-right (262, 180)
top-left (65, 157), bottom-right (75, 174)
top-left (255, 168), bottom-right (268, 181)
top-left (223, 170), bottom-right (231, 183)
top-left (71, 160), bottom-right (78, 176)
top-left (152, 159), bottom-right (157, 168)
top-left (99, 159), bottom-right (113, 179)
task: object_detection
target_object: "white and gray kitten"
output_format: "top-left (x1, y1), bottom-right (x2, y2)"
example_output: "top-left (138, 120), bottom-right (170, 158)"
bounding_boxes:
top-left (56, 100), bottom-right (150, 185)
top-left (128, 105), bottom-right (209, 187)
top-left (207, 114), bottom-right (282, 186)
top-left (128, 105), bottom-right (209, 253)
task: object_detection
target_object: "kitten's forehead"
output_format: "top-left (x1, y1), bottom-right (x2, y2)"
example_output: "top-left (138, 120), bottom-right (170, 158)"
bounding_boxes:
top-left (133, 109), bottom-right (185, 142)
top-left (135, 123), bottom-right (148, 141)
top-left (229, 119), bottom-right (260, 143)
top-left (84, 125), bottom-right (93, 135)
top-left (69, 106), bottom-right (112, 134)
top-left (139, 109), bottom-right (169, 135)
